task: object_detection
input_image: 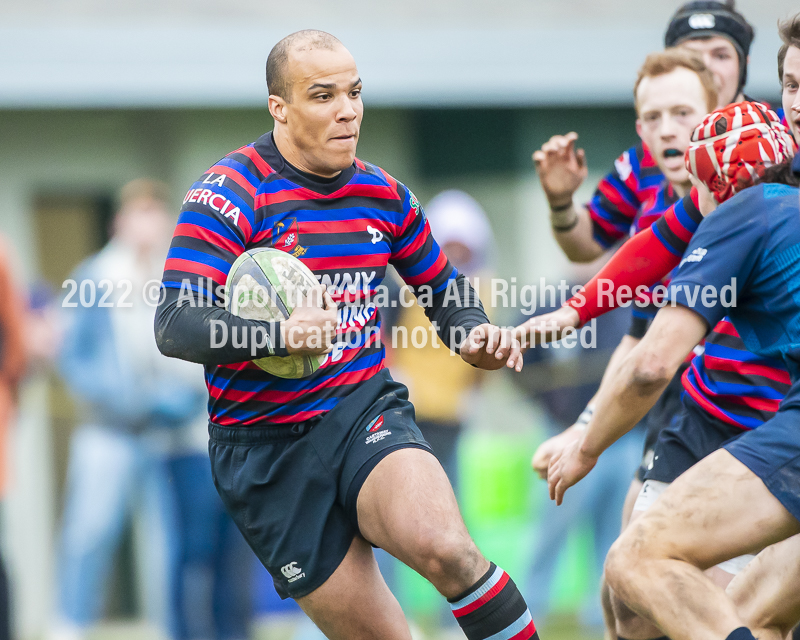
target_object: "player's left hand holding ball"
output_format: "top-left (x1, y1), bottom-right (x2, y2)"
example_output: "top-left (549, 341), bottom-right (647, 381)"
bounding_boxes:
top-left (282, 285), bottom-right (338, 355)
top-left (460, 324), bottom-right (523, 372)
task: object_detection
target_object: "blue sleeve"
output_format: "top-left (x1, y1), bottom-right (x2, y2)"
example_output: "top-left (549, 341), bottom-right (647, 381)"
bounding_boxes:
top-left (666, 187), bottom-right (768, 330)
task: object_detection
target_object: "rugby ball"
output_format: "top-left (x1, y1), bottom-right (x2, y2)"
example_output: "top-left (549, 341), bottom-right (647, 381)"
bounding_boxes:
top-left (225, 248), bottom-right (326, 379)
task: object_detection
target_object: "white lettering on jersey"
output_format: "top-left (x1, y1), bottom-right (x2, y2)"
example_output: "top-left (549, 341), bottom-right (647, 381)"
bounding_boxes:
top-left (367, 225), bottom-right (384, 244)
top-left (183, 187), bottom-right (241, 227)
top-left (203, 173), bottom-right (226, 187)
top-left (317, 271), bottom-right (376, 296)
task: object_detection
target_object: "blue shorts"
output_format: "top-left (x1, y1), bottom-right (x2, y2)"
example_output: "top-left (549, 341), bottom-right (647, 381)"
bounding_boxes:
top-left (644, 394), bottom-right (745, 484)
top-left (724, 404), bottom-right (800, 523)
top-left (208, 369), bottom-right (431, 599)
top-left (636, 364), bottom-right (688, 482)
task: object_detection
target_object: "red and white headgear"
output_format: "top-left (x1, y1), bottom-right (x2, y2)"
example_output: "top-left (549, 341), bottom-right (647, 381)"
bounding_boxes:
top-left (686, 101), bottom-right (797, 203)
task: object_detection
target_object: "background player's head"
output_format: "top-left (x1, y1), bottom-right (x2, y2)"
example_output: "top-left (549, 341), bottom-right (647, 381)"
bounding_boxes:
top-left (113, 178), bottom-right (172, 257)
top-left (778, 14), bottom-right (800, 142)
top-left (665, 0), bottom-right (754, 108)
top-left (425, 190), bottom-right (496, 277)
top-left (266, 30), bottom-right (363, 178)
top-left (687, 101), bottom-right (796, 206)
top-left (634, 49), bottom-right (717, 192)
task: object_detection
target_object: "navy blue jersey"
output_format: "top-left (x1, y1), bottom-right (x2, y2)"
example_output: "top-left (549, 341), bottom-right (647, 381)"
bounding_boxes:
top-left (668, 183), bottom-right (800, 389)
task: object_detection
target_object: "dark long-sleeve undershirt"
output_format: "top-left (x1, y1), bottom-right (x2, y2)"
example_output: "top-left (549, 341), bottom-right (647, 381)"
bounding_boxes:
top-left (154, 274), bottom-right (489, 365)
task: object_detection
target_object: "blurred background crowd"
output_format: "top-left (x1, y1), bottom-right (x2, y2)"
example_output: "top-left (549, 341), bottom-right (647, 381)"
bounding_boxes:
top-left (1, 1), bottom-right (797, 639)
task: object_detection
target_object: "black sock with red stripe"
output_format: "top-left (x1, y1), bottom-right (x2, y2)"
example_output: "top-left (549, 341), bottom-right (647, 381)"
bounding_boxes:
top-left (448, 562), bottom-right (539, 640)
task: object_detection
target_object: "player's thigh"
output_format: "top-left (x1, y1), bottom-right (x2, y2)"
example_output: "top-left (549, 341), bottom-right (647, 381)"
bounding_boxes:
top-left (296, 536), bottom-right (411, 640)
top-left (727, 534), bottom-right (800, 636)
top-left (357, 447), bottom-right (476, 568)
top-left (620, 449), bottom-right (800, 568)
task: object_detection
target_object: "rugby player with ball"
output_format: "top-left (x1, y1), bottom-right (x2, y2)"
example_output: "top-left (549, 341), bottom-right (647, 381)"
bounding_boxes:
top-left (156, 29), bottom-right (537, 640)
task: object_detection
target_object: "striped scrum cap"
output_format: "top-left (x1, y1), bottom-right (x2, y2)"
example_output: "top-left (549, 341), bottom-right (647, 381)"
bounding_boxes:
top-left (686, 101), bottom-right (796, 203)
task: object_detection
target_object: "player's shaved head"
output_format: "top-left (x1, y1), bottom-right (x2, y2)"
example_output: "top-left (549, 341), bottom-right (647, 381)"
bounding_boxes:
top-left (267, 30), bottom-right (344, 100)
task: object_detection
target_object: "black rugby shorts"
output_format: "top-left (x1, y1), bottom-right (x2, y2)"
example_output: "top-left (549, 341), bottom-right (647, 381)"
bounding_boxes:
top-left (208, 369), bottom-right (431, 599)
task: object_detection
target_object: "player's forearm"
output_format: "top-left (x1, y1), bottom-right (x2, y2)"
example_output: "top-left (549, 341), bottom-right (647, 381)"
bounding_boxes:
top-left (567, 192), bottom-right (701, 326)
top-left (550, 205), bottom-right (605, 263)
top-left (155, 286), bottom-right (289, 364)
top-left (581, 318), bottom-right (696, 458)
top-left (589, 334), bottom-right (640, 407)
top-left (581, 346), bottom-right (672, 458)
top-left (423, 274), bottom-right (489, 353)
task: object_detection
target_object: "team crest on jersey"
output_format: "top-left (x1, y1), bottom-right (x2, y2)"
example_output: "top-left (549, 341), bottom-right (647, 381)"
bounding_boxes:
top-left (273, 217), bottom-right (307, 258)
top-left (408, 192), bottom-right (425, 220)
top-left (366, 415), bottom-right (385, 432)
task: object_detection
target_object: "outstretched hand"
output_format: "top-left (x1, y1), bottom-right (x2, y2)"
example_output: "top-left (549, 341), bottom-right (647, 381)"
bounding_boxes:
top-left (532, 132), bottom-right (588, 208)
top-left (460, 324), bottom-right (523, 372)
top-left (516, 305), bottom-right (581, 351)
top-left (531, 424), bottom-right (583, 480)
top-left (547, 436), bottom-right (598, 505)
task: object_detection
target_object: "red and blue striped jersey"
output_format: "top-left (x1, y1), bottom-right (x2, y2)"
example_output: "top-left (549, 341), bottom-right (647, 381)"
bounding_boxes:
top-left (653, 193), bottom-right (791, 429)
top-left (162, 132), bottom-right (456, 428)
top-left (587, 142), bottom-right (669, 247)
top-left (682, 320), bottom-right (791, 429)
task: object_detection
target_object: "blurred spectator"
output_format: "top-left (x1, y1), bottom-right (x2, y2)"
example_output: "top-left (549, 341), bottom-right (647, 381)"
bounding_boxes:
top-left (167, 443), bottom-right (253, 640)
top-left (391, 190), bottom-right (496, 490)
top-left (50, 179), bottom-right (251, 640)
top-left (514, 267), bottom-right (644, 629)
top-left (26, 282), bottom-right (62, 374)
top-left (0, 236), bottom-right (30, 640)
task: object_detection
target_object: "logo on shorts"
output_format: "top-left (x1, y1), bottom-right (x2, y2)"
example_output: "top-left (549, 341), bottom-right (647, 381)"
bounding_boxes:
top-left (366, 415), bottom-right (385, 432)
top-left (281, 562), bottom-right (306, 583)
top-left (366, 430), bottom-right (392, 445)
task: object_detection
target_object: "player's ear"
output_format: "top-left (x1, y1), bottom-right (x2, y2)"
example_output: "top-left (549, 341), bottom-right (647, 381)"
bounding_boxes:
top-left (635, 119), bottom-right (644, 140)
top-left (269, 95), bottom-right (289, 124)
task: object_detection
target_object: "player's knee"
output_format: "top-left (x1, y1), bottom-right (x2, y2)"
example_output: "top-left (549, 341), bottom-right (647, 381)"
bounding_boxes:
top-left (604, 535), bottom-right (642, 594)
top-left (608, 583), bottom-right (641, 627)
top-left (412, 526), bottom-right (478, 584)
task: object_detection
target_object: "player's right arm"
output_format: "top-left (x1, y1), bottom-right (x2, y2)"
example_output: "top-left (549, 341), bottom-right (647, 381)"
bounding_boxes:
top-left (517, 189), bottom-right (703, 348)
top-left (534, 135), bottom-right (644, 263)
top-left (531, 333), bottom-right (640, 478)
top-left (154, 167), bottom-right (334, 365)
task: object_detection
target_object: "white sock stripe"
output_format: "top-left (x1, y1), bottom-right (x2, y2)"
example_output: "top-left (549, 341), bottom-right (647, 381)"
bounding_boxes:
top-left (449, 565), bottom-right (505, 611)
top-left (484, 609), bottom-right (533, 640)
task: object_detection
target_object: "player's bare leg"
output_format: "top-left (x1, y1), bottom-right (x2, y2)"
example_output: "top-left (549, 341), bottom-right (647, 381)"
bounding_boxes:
top-left (605, 450), bottom-right (800, 640)
top-left (358, 447), bottom-right (487, 596)
top-left (359, 447), bottom-right (538, 639)
top-left (609, 502), bottom-right (737, 640)
top-left (601, 477), bottom-right (641, 640)
top-left (727, 534), bottom-right (800, 640)
top-left (295, 536), bottom-right (411, 640)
